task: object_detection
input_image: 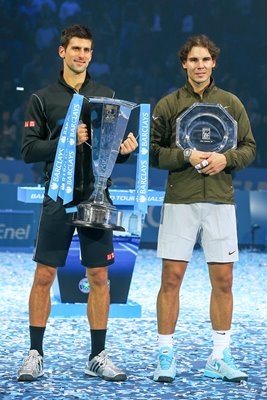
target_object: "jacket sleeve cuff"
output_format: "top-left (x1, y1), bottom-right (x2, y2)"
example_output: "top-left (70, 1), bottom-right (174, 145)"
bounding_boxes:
top-left (159, 148), bottom-right (184, 170)
top-left (224, 150), bottom-right (234, 168)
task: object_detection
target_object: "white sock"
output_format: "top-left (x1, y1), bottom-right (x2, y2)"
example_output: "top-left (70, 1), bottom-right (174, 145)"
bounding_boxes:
top-left (158, 334), bottom-right (173, 350)
top-left (212, 329), bottom-right (231, 359)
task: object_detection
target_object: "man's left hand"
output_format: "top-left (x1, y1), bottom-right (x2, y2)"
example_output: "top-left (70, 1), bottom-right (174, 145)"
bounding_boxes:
top-left (119, 132), bottom-right (138, 155)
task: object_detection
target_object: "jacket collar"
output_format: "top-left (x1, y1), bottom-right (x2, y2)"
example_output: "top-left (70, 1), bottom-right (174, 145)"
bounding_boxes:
top-left (58, 70), bottom-right (92, 91)
top-left (184, 77), bottom-right (215, 96)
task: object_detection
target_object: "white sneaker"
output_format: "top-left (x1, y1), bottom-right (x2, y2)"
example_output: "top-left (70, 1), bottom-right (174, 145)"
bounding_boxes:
top-left (17, 350), bottom-right (44, 381)
top-left (85, 350), bottom-right (127, 381)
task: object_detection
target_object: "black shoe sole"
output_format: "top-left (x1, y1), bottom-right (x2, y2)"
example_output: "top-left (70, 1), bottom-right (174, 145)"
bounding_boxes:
top-left (154, 376), bottom-right (174, 383)
top-left (103, 374), bottom-right (127, 382)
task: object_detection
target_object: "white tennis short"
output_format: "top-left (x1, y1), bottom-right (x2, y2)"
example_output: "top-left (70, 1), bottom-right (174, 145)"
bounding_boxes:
top-left (157, 203), bottom-right (239, 263)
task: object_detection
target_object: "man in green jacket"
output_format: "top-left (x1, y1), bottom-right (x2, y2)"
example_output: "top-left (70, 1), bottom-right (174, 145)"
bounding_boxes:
top-left (150, 34), bottom-right (256, 383)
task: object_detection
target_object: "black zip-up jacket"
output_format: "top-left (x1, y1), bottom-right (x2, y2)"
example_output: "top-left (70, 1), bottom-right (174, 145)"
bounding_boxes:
top-left (21, 72), bottom-right (129, 204)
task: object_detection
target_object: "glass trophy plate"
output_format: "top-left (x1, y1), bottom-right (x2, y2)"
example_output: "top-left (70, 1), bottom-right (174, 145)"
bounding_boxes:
top-left (176, 103), bottom-right (237, 152)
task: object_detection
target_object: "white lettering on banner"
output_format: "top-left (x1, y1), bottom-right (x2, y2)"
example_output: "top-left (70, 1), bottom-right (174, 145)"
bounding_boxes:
top-left (48, 95), bottom-right (83, 203)
top-left (70, 123), bottom-right (77, 138)
top-left (117, 195), bottom-right (134, 201)
top-left (60, 162), bottom-right (66, 191)
top-left (30, 193), bottom-right (44, 200)
top-left (140, 159), bottom-right (148, 194)
top-left (66, 150), bottom-right (75, 187)
top-left (147, 195), bottom-right (164, 203)
top-left (70, 104), bottom-right (81, 138)
top-left (134, 105), bottom-right (150, 213)
top-left (53, 148), bottom-right (65, 182)
top-left (109, 193), bottom-right (164, 204)
top-left (141, 112), bottom-right (149, 149)
top-left (19, 188), bottom-right (165, 205)
top-left (0, 224), bottom-right (31, 240)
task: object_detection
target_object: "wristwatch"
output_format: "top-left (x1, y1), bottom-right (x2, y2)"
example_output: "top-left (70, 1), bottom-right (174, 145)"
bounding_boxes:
top-left (183, 148), bottom-right (192, 163)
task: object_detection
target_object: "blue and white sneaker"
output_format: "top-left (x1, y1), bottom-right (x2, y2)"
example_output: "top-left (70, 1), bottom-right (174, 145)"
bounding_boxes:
top-left (153, 346), bottom-right (176, 382)
top-left (203, 348), bottom-right (248, 382)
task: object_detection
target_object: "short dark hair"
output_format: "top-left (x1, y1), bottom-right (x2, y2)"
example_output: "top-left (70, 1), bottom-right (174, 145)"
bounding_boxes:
top-left (60, 24), bottom-right (93, 49)
top-left (179, 34), bottom-right (221, 63)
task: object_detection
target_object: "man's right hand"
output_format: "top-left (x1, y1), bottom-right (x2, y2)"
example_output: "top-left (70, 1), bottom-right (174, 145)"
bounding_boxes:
top-left (77, 123), bottom-right (89, 146)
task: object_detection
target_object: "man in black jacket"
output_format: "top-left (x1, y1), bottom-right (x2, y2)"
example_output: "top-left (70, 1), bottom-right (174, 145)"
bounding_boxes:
top-left (17, 24), bottom-right (138, 382)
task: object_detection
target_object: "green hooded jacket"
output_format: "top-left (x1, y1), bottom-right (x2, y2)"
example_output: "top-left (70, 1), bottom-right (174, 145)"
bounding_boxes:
top-left (150, 79), bottom-right (256, 205)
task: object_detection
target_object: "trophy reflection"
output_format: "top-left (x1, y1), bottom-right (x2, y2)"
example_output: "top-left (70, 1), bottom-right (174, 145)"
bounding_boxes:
top-left (72, 97), bottom-right (137, 231)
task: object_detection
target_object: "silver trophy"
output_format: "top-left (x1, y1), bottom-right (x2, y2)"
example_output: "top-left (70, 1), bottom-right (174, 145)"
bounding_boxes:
top-left (72, 97), bottom-right (137, 231)
top-left (176, 103), bottom-right (237, 152)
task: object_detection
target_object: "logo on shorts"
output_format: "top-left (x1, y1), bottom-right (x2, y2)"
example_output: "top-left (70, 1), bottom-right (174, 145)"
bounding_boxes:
top-left (78, 277), bottom-right (90, 294)
top-left (107, 252), bottom-right (114, 261)
top-left (228, 250), bottom-right (236, 255)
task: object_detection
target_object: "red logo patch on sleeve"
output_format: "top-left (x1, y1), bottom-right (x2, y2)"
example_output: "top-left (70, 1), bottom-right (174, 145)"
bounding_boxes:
top-left (106, 252), bottom-right (114, 261)
top-left (24, 120), bottom-right (36, 128)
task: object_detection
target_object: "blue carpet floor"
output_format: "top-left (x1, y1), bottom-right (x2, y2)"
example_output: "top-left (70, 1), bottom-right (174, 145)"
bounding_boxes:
top-left (0, 249), bottom-right (266, 399)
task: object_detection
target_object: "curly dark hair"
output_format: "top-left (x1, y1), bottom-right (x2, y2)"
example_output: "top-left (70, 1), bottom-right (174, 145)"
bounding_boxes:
top-left (60, 24), bottom-right (93, 49)
top-left (178, 34), bottom-right (221, 63)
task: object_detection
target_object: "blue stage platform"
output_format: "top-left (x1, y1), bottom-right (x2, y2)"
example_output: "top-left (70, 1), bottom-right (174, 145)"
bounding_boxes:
top-left (50, 300), bottom-right (141, 318)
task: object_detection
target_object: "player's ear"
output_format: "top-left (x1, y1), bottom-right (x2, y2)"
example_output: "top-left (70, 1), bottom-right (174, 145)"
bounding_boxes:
top-left (58, 46), bottom-right (65, 59)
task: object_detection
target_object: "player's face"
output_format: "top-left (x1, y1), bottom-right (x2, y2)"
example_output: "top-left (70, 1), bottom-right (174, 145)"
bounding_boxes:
top-left (182, 46), bottom-right (216, 89)
top-left (59, 37), bottom-right (93, 75)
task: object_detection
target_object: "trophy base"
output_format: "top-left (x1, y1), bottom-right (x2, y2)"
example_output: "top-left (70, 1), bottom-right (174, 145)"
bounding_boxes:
top-left (71, 202), bottom-right (125, 231)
